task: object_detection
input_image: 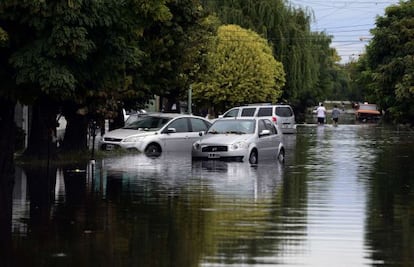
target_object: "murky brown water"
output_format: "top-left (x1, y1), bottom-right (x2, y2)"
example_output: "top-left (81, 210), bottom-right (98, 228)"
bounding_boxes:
top-left (7, 124), bottom-right (414, 266)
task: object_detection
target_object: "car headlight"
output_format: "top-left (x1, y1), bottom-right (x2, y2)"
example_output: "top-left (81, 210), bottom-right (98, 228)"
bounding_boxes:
top-left (230, 141), bottom-right (247, 150)
top-left (193, 142), bottom-right (201, 150)
top-left (122, 136), bottom-right (144, 143)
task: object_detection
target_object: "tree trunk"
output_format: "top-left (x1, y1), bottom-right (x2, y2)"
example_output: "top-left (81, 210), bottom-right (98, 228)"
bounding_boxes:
top-left (0, 97), bottom-right (15, 267)
top-left (61, 105), bottom-right (88, 152)
top-left (24, 97), bottom-right (57, 159)
top-left (108, 105), bottom-right (125, 131)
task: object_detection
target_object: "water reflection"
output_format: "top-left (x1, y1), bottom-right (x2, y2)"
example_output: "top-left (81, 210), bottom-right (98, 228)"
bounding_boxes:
top-left (7, 124), bottom-right (414, 266)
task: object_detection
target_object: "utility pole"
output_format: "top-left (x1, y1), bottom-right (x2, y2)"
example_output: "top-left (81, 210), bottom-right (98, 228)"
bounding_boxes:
top-left (188, 85), bottom-right (192, 114)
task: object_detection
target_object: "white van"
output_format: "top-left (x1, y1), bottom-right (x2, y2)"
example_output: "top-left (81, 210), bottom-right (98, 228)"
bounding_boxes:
top-left (221, 104), bottom-right (296, 134)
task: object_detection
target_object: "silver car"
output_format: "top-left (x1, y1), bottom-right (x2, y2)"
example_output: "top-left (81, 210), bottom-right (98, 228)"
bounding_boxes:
top-left (99, 113), bottom-right (211, 156)
top-left (192, 118), bottom-right (285, 164)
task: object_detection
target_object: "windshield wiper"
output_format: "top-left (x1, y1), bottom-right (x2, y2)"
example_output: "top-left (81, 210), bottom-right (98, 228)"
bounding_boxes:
top-left (226, 131), bottom-right (245, 134)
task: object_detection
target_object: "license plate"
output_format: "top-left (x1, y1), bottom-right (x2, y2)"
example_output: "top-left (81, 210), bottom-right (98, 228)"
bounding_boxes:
top-left (208, 153), bottom-right (220, 159)
top-left (106, 144), bottom-right (115, 151)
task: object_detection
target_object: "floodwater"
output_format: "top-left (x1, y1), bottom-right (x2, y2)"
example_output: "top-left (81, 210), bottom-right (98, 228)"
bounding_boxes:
top-left (7, 124), bottom-right (414, 266)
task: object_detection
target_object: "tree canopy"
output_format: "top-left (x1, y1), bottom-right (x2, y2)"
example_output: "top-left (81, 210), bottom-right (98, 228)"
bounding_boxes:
top-left (0, 0), bottom-right (174, 155)
top-left (192, 24), bottom-right (285, 113)
top-left (364, 0), bottom-right (414, 123)
top-left (203, 0), bottom-right (341, 113)
top-left (136, 0), bottom-right (213, 111)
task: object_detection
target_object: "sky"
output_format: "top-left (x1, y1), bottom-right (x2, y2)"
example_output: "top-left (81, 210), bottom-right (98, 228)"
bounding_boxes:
top-left (289, 0), bottom-right (401, 64)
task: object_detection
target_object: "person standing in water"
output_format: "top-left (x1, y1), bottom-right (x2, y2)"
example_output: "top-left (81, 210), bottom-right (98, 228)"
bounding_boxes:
top-left (331, 105), bottom-right (341, 126)
top-left (316, 103), bottom-right (326, 125)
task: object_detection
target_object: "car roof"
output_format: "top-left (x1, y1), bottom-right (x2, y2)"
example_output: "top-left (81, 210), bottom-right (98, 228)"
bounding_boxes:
top-left (225, 104), bottom-right (293, 111)
top-left (142, 112), bottom-right (205, 119)
top-left (215, 117), bottom-right (269, 122)
top-left (237, 103), bottom-right (292, 108)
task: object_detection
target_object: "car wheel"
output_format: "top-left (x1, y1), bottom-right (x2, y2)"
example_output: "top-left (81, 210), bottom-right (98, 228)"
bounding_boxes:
top-left (144, 143), bottom-right (162, 157)
top-left (249, 150), bottom-right (258, 165)
top-left (277, 148), bottom-right (285, 163)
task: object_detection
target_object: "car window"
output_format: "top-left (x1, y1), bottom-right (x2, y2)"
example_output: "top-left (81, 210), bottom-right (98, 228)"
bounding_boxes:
top-left (190, 118), bottom-right (210, 132)
top-left (167, 118), bottom-right (189, 132)
top-left (263, 119), bottom-right (277, 134)
top-left (258, 120), bottom-right (267, 134)
top-left (223, 108), bottom-right (239, 118)
top-left (208, 120), bottom-right (255, 134)
top-left (275, 106), bottom-right (293, 117)
top-left (257, 107), bottom-right (272, 117)
top-left (241, 108), bottom-right (256, 117)
top-left (123, 116), bottom-right (170, 130)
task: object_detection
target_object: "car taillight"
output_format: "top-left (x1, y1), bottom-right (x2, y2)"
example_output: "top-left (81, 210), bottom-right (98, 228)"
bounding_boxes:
top-left (272, 116), bottom-right (277, 123)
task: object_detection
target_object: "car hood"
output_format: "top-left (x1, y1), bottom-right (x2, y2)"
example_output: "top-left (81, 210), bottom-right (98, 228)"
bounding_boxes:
top-left (104, 128), bottom-right (157, 139)
top-left (199, 134), bottom-right (253, 145)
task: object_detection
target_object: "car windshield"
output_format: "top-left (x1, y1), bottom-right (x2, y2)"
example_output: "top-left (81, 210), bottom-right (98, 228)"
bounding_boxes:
top-left (123, 116), bottom-right (171, 131)
top-left (359, 104), bottom-right (378, 110)
top-left (208, 120), bottom-right (255, 134)
top-left (124, 114), bottom-right (147, 126)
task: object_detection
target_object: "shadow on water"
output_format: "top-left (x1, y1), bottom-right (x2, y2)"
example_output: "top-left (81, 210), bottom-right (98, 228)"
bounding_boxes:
top-left (6, 124), bottom-right (414, 266)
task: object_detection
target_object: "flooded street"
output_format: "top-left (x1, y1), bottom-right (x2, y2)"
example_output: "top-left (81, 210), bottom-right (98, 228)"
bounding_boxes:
top-left (8, 124), bottom-right (414, 266)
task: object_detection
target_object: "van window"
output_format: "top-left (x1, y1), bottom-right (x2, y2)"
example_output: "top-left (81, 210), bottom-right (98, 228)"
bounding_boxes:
top-left (257, 107), bottom-right (272, 117)
top-left (275, 106), bottom-right (293, 117)
top-left (241, 108), bottom-right (256, 117)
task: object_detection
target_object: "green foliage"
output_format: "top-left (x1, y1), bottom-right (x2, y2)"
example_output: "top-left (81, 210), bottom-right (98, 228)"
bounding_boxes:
top-left (192, 24), bottom-right (285, 112)
top-left (136, 0), bottom-right (212, 110)
top-left (0, 26), bottom-right (7, 45)
top-left (0, 0), bottom-right (178, 114)
top-left (365, 0), bottom-right (414, 123)
top-left (343, 60), bottom-right (365, 101)
top-left (203, 0), bottom-right (342, 114)
top-left (0, 0), bottom-right (178, 155)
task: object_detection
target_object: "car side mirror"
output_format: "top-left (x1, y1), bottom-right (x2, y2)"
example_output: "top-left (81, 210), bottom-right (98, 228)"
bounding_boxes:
top-left (259, 129), bottom-right (270, 136)
top-left (166, 128), bottom-right (177, 134)
top-left (198, 131), bottom-right (205, 136)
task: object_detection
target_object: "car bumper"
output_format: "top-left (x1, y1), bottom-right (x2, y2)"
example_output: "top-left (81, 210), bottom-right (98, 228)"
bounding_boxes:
top-left (99, 141), bottom-right (143, 151)
top-left (192, 149), bottom-right (248, 162)
top-left (279, 124), bottom-right (296, 134)
top-left (356, 114), bottom-right (381, 120)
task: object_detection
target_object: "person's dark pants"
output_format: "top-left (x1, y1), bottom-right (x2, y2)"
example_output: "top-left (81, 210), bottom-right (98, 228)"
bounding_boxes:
top-left (317, 117), bottom-right (325, 124)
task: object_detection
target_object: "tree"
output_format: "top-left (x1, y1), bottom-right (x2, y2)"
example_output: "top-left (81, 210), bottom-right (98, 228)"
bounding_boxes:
top-left (365, 0), bottom-right (414, 123)
top-left (192, 24), bottom-right (285, 114)
top-left (345, 55), bottom-right (373, 102)
top-left (202, 0), bottom-right (341, 118)
top-left (137, 0), bottom-right (212, 112)
top-left (0, 26), bottom-right (14, 265)
top-left (0, 0), bottom-right (172, 157)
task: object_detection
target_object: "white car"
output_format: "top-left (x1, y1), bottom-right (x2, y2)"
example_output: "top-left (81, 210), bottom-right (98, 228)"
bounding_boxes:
top-left (220, 104), bottom-right (296, 134)
top-left (192, 118), bottom-right (285, 164)
top-left (99, 113), bottom-right (211, 156)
